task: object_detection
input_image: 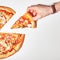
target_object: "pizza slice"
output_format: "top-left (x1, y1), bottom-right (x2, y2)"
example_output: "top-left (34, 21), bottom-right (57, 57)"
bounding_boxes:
top-left (11, 12), bottom-right (37, 28)
top-left (0, 6), bottom-right (16, 29)
top-left (0, 32), bottom-right (25, 59)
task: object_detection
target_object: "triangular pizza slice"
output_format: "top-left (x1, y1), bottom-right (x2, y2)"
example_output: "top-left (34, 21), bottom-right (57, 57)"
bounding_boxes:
top-left (0, 6), bottom-right (16, 29)
top-left (11, 12), bottom-right (37, 28)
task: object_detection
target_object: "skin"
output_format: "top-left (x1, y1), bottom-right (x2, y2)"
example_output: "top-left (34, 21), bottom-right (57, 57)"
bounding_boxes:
top-left (27, 2), bottom-right (60, 21)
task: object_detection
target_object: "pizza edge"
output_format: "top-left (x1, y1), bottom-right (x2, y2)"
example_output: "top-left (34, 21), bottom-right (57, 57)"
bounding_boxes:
top-left (31, 20), bottom-right (37, 28)
top-left (0, 49), bottom-right (15, 59)
top-left (14, 34), bottom-right (25, 51)
top-left (0, 6), bottom-right (16, 14)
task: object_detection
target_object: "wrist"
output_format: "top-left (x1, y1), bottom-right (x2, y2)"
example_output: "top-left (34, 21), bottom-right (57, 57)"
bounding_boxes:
top-left (48, 6), bottom-right (53, 14)
top-left (50, 6), bottom-right (53, 14)
top-left (54, 2), bottom-right (60, 12)
top-left (51, 2), bottom-right (60, 14)
top-left (51, 4), bottom-right (56, 14)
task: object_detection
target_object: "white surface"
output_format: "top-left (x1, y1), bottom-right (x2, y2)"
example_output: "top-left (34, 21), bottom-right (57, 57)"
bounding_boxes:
top-left (0, 0), bottom-right (60, 60)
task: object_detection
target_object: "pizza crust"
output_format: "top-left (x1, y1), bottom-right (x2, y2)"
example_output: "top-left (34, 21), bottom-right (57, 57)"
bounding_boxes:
top-left (31, 20), bottom-right (37, 28)
top-left (14, 34), bottom-right (25, 51)
top-left (0, 6), bottom-right (16, 14)
top-left (0, 49), bottom-right (15, 59)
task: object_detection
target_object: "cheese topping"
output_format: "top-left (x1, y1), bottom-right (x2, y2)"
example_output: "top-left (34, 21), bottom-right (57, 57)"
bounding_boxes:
top-left (0, 10), bottom-right (14, 29)
top-left (0, 33), bottom-right (20, 54)
top-left (0, 12), bottom-right (6, 24)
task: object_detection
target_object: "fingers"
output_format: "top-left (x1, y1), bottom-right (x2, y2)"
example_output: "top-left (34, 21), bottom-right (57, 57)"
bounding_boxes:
top-left (27, 6), bottom-right (41, 21)
top-left (32, 15), bottom-right (41, 20)
top-left (27, 7), bottom-right (37, 17)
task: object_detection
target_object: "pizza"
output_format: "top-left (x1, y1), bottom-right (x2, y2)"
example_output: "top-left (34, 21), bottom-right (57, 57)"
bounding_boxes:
top-left (0, 32), bottom-right (25, 59)
top-left (0, 6), bottom-right (16, 29)
top-left (11, 12), bottom-right (37, 28)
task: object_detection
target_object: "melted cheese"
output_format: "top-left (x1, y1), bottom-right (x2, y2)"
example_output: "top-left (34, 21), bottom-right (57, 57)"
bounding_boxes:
top-left (0, 34), bottom-right (19, 54)
top-left (0, 12), bottom-right (6, 24)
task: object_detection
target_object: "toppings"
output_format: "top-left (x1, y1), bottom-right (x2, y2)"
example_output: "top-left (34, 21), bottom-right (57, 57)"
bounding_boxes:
top-left (0, 10), bottom-right (13, 15)
top-left (0, 33), bottom-right (22, 54)
top-left (0, 9), bottom-right (14, 25)
top-left (0, 10), bottom-right (14, 29)
top-left (11, 12), bottom-right (36, 29)
top-left (19, 18), bottom-right (24, 23)
top-left (0, 12), bottom-right (6, 24)
top-left (0, 44), bottom-right (6, 53)
top-left (11, 13), bottom-right (32, 28)
top-left (0, 6), bottom-right (15, 29)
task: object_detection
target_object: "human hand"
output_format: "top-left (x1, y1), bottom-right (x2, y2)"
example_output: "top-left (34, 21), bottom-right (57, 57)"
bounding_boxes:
top-left (27, 4), bottom-right (53, 20)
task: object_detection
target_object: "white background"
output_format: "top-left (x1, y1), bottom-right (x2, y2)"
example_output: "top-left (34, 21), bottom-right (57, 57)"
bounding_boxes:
top-left (0, 0), bottom-right (60, 60)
